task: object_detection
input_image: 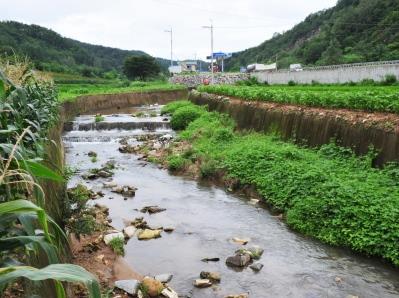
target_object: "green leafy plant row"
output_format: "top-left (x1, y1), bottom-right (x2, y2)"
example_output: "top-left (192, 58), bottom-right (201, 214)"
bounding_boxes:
top-left (198, 84), bottom-right (399, 114)
top-left (166, 101), bottom-right (399, 266)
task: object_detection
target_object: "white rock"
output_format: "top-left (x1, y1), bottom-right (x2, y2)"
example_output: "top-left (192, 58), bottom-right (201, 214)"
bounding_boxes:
top-left (104, 232), bottom-right (124, 245)
top-left (160, 134), bottom-right (173, 141)
top-left (155, 273), bottom-right (173, 283)
top-left (153, 142), bottom-right (162, 149)
top-left (123, 226), bottom-right (137, 238)
top-left (193, 279), bottom-right (212, 288)
top-left (161, 287), bottom-right (178, 298)
top-left (114, 279), bottom-right (140, 295)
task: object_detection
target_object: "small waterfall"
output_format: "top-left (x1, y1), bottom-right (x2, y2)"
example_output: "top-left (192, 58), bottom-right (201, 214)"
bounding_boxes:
top-left (64, 121), bottom-right (170, 132)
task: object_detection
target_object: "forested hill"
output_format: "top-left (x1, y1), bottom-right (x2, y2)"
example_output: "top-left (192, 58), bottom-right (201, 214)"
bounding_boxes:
top-left (225, 0), bottom-right (399, 71)
top-left (0, 21), bottom-right (171, 76)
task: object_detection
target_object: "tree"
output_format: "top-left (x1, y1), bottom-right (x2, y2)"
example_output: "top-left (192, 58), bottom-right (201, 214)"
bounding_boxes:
top-left (123, 55), bottom-right (160, 80)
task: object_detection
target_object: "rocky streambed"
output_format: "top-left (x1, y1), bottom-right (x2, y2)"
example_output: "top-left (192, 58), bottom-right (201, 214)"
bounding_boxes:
top-left (63, 104), bottom-right (399, 298)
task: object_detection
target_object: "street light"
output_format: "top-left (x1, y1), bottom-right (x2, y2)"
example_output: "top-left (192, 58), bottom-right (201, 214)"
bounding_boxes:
top-left (164, 28), bottom-right (173, 68)
top-left (202, 20), bottom-right (214, 84)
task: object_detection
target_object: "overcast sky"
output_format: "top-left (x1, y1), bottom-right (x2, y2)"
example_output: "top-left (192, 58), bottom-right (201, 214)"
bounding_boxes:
top-left (1, 0), bottom-right (337, 61)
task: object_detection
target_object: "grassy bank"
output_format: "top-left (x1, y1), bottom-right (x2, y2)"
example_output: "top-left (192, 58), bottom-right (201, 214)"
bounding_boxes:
top-left (162, 101), bottom-right (399, 266)
top-left (58, 80), bottom-right (185, 102)
top-left (198, 84), bottom-right (399, 114)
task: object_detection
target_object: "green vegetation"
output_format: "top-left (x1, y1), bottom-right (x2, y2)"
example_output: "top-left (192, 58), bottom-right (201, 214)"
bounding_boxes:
top-left (170, 105), bottom-right (206, 130)
top-left (0, 21), bottom-right (171, 77)
top-left (167, 155), bottom-right (188, 171)
top-left (225, 0), bottom-right (399, 70)
top-left (94, 114), bottom-right (105, 123)
top-left (123, 55), bottom-right (161, 81)
top-left (58, 81), bottom-right (185, 101)
top-left (108, 238), bottom-right (125, 256)
top-left (0, 59), bottom-right (100, 297)
top-left (198, 84), bottom-right (399, 113)
top-left (164, 101), bottom-right (399, 266)
top-left (161, 100), bottom-right (193, 115)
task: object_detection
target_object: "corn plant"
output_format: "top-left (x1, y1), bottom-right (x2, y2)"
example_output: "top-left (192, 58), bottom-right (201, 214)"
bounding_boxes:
top-left (0, 60), bottom-right (101, 297)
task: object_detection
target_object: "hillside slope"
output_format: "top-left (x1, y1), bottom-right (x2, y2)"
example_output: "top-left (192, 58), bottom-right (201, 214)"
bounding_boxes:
top-left (225, 0), bottom-right (399, 71)
top-left (0, 21), bottom-right (170, 76)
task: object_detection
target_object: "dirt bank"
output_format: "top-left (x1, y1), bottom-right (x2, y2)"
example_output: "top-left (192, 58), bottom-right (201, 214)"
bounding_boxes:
top-left (190, 90), bottom-right (399, 166)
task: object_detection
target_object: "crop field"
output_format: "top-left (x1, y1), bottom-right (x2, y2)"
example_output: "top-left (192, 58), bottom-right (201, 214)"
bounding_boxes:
top-left (58, 80), bottom-right (186, 102)
top-left (198, 84), bottom-right (399, 114)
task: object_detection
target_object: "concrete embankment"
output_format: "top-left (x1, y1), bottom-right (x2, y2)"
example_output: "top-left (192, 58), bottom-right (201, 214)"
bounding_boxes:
top-left (61, 89), bottom-right (188, 120)
top-left (189, 90), bottom-right (399, 166)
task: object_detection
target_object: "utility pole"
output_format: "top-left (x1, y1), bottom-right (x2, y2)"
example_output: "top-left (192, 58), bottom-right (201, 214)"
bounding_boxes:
top-left (202, 20), bottom-right (214, 84)
top-left (164, 28), bottom-right (173, 67)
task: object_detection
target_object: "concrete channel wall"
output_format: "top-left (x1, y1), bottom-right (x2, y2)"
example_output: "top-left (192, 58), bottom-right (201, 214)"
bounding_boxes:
top-left (170, 61), bottom-right (399, 86)
top-left (253, 60), bottom-right (399, 84)
top-left (189, 90), bottom-right (399, 166)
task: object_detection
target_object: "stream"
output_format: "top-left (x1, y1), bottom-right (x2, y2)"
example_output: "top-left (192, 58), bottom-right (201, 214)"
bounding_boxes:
top-left (63, 104), bottom-right (399, 298)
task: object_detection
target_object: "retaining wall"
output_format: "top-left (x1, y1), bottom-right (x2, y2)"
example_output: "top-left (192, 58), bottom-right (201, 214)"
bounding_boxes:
top-left (189, 90), bottom-right (399, 166)
top-left (253, 60), bottom-right (399, 84)
top-left (61, 89), bottom-right (188, 120)
top-left (169, 73), bottom-right (249, 87)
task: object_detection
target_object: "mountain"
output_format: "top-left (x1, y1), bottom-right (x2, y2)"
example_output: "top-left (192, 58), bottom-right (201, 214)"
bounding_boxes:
top-left (0, 21), bottom-right (171, 77)
top-left (225, 0), bottom-right (399, 71)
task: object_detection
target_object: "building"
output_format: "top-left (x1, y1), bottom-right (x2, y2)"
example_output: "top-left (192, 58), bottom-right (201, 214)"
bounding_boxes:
top-left (179, 61), bottom-right (198, 72)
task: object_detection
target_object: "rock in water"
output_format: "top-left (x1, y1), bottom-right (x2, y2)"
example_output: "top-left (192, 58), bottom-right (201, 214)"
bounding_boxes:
top-left (114, 279), bottom-right (139, 295)
top-left (225, 294), bottom-right (248, 298)
top-left (200, 271), bottom-right (221, 282)
top-left (137, 229), bottom-right (162, 240)
top-left (103, 232), bottom-right (124, 245)
top-left (193, 279), bottom-right (212, 288)
top-left (123, 226), bottom-right (137, 238)
top-left (141, 277), bottom-right (164, 297)
top-left (236, 245), bottom-right (264, 260)
top-left (140, 206), bottom-right (166, 214)
top-left (201, 257), bottom-right (220, 262)
top-left (155, 273), bottom-right (173, 283)
top-left (161, 287), bottom-right (178, 298)
top-left (250, 263), bottom-right (264, 272)
top-left (226, 253), bottom-right (251, 267)
top-left (232, 237), bottom-right (250, 245)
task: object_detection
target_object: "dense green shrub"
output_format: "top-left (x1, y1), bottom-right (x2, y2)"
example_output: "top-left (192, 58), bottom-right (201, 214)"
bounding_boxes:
top-left (382, 74), bottom-right (397, 85)
top-left (161, 100), bottom-right (192, 115)
top-left (167, 155), bottom-right (188, 171)
top-left (170, 105), bottom-right (205, 130)
top-left (172, 101), bottom-right (399, 266)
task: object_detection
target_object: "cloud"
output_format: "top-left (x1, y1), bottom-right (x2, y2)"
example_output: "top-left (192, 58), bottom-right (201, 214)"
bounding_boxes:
top-left (0, 0), bottom-right (337, 60)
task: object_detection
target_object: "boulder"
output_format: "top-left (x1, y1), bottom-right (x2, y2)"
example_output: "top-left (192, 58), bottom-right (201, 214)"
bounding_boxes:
top-left (123, 226), bottom-right (137, 238)
top-left (88, 151), bottom-right (97, 157)
top-left (225, 295), bottom-right (248, 298)
top-left (155, 273), bottom-right (173, 283)
top-left (163, 227), bottom-right (175, 233)
top-left (103, 181), bottom-right (117, 188)
top-left (250, 263), bottom-right (264, 272)
top-left (236, 246), bottom-right (264, 260)
top-left (193, 279), bottom-right (212, 288)
top-left (141, 277), bottom-right (164, 297)
top-left (226, 253), bottom-right (251, 267)
top-left (114, 279), bottom-right (140, 295)
top-left (103, 232), bottom-right (124, 245)
top-left (200, 271), bottom-right (221, 282)
top-left (137, 229), bottom-right (162, 240)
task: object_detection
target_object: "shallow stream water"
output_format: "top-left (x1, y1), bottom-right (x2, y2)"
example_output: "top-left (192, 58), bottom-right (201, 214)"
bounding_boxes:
top-left (64, 104), bottom-right (399, 298)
